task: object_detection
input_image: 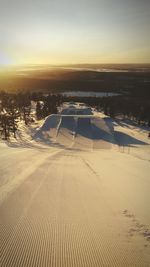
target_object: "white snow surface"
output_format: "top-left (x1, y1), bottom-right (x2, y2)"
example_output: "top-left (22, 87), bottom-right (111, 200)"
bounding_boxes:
top-left (0, 103), bottom-right (150, 266)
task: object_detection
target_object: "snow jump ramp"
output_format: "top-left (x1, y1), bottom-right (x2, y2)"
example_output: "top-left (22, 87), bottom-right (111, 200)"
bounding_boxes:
top-left (35, 115), bottom-right (114, 150)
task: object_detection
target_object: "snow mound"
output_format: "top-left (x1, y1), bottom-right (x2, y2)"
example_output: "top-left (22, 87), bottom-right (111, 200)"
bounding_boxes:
top-left (34, 114), bottom-right (114, 150)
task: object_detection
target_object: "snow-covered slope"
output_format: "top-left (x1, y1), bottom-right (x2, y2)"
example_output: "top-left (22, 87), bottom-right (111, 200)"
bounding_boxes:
top-left (0, 103), bottom-right (150, 267)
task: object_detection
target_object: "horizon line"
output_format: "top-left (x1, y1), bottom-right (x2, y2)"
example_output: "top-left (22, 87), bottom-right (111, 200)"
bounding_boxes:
top-left (1, 62), bottom-right (150, 67)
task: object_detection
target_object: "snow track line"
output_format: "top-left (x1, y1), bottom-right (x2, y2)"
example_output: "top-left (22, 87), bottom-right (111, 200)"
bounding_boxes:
top-left (81, 158), bottom-right (98, 177)
top-left (0, 148), bottom-right (63, 205)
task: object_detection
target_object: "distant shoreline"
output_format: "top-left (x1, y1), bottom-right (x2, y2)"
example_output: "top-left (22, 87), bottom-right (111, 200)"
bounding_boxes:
top-left (1, 63), bottom-right (150, 73)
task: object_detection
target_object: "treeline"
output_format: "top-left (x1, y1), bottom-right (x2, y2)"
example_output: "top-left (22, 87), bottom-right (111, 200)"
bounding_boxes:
top-left (35, 94), bottom-right (62, 120)
top-left (0, 91), bottom-right (62, 139)
top-left (63, 95), bottom-right (150, 126)
top-left (0, 90), bottom-right (149, 140)
top-left (0, 92), bottom-right (32, 139)
top-left (98, 96), bottom-right (150, 126)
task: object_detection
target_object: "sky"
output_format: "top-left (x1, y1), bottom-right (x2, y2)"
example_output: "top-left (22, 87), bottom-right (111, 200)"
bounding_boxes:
top-left (0, 0), bottom-right (150, 65)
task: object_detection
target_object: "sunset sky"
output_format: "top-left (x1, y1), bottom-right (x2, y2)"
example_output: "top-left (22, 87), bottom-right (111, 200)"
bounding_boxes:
top-left (0, 0), bottom-right (150, 65)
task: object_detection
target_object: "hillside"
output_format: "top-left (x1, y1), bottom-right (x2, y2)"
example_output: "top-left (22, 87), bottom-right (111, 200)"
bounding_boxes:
top-left (0, 103), bottom-right (150, 266)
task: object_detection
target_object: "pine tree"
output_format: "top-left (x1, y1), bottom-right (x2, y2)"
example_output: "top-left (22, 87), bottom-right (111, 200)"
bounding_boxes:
top-left (36, 101), bottom-right (43, 120)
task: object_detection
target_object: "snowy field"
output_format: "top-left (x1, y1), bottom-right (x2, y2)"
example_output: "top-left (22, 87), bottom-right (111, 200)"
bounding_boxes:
top-left (0, 103), bottom-right (150, 266)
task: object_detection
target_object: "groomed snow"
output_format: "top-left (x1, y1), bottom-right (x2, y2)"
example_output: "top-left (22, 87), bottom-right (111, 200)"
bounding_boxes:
top-left (0, 103), bottom-right (150, 266)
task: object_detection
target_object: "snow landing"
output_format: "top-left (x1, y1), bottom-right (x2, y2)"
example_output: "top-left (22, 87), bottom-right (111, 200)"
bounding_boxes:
top-left (35, 103), bottom-right (115, 150)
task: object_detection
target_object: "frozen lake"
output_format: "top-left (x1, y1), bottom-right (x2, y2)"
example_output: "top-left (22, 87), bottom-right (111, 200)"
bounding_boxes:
top-left (62, 91), bottom-right (120, 97)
